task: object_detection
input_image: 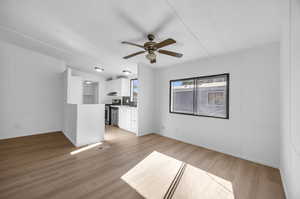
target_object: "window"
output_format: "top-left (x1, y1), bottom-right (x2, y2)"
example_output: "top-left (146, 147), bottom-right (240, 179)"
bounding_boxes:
top-left (170, 74), bottom-right (229, 119)
top-left (170, 79), bottom-right (194, 114)
top-left (130, 79), bottom-right (138, 102)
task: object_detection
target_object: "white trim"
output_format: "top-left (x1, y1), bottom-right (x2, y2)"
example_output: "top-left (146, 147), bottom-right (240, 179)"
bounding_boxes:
top-left (279, 168), bottom-right (289, 199)
top-left (156, 132), bottom-right (279, 168)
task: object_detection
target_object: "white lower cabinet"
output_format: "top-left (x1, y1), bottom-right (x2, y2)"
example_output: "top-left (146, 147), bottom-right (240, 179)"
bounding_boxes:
top-left (130, 108), bottom-right (137, 133)
top-left (118, 106), bottom-right (138, 134)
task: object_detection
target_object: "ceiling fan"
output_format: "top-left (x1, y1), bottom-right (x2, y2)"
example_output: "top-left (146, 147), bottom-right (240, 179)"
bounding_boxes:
top-left (122, 34), bottom-right (183, 64)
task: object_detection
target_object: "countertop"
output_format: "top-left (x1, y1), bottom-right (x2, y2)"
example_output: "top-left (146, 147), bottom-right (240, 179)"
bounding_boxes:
top-left (110, 105), bottom-right (137, 108)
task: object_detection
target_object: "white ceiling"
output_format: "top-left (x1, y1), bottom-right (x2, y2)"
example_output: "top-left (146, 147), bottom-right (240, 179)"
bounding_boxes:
top-left (0, 0), bottom-right (282, 76)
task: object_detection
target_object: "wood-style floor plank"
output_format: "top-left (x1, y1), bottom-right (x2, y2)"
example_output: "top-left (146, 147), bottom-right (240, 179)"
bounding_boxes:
top-left (0, 126), bottom-right (285, 199)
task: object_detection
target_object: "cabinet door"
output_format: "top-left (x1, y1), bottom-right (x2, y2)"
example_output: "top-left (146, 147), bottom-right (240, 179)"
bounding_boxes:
top-left (105, 81), bottom-right (112, 94)
top-left (115, 79), bottom-right (122, 96)
top-left (131, 109), bottom-right (138, 133)
top-left (118, 107), bottom-right (125, 129)
top-left (120, 108), bottom-right (130, 132)
top-left (119, 107), bottom-right (137, 133)
top-left (121, 79), bottom-right (130, 96)
top-left (106, 79), bottom-right (123, 96)
top-left (125, 108), bottom-right (131, 131)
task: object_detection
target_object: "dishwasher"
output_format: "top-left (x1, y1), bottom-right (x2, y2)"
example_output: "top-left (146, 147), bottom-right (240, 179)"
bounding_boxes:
top-left (110, 107), bottom-right (119, 126)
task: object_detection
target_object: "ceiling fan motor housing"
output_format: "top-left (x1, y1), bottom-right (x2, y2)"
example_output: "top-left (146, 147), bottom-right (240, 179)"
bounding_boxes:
top-left (144, 42), bottom-right (157, 51)
top-left (147, 34), bottom-right (155, 41)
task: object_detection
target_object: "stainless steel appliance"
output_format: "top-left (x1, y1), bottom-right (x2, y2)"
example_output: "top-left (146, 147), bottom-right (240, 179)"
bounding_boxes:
top-left (112, 99), bottom-right (121, 105)
top-left (110, 107), bottom-right (119, 126)
top-left (106, 99), bottom-right (121, 126)
top-left (105, 104), bottom-right (111, 125)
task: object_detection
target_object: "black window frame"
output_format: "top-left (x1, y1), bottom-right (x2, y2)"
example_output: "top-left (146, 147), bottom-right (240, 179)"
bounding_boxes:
top-left (169, 73), bottom-right (230, 119)
top-left (130, 78), bottom-right (138, 102)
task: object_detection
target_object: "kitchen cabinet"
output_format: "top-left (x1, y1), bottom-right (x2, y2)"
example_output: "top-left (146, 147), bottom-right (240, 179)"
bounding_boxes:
top-left (118, 106), bottom-right (138, 134)
top-left (130, 108), bottom-right (138, 133)
top-left (105, 78), bottom-right (130, 96)
top-left (118, 107), bottom-right (126, 129)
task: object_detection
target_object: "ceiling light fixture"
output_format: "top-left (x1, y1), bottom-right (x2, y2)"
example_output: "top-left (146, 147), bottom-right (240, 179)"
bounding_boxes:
top-left (94, 67), bottom-right (104, 72)
top-left (85, 80), bottom-right (93, 85)
top-left (122, 70), bottom-right (132, 75)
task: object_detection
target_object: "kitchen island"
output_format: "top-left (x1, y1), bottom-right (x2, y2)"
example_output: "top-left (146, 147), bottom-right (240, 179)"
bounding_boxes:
top-left (64, 104), bottom-right (105, 147)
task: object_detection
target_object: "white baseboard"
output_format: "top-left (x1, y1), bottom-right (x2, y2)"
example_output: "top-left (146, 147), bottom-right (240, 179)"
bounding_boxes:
top-left (279, 168), bottom-right (289, 199)
top-left (156, 132), bottom-right (278, 169)
top-left (0, 129), bottom-right (62, 140)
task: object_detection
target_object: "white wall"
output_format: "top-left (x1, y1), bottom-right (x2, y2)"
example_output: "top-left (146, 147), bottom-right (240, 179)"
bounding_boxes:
top-left (137, 63), bottom-right (157, 136)
top-left (0, 40), bottom-right (65, 139)
top-left (154, 43), bottom-right (280, 168)
top-left (68, 76), bottom-right (83, 104)
top-left (280, 0), bottom-right (300, 198)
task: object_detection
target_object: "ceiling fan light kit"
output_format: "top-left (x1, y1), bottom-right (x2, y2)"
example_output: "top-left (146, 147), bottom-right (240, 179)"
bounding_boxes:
top-left (122, 34), bottom-right (183, 64)
top-left (146, 52), bottom-right (156, 61)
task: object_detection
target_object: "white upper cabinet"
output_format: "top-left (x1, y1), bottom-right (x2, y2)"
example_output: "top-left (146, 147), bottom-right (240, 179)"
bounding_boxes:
top-left (120, 79), bottom-right (130, 96)
top-left (105, 78), bottom-right (130, 96)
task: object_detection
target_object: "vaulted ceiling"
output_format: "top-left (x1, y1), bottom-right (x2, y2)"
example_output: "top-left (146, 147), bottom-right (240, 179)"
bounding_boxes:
top-left (0, 0), bottom-right (282, 76)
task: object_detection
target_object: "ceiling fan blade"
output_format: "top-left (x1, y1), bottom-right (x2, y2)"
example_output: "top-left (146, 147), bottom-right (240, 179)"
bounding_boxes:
top-left (154, 38), bottom-right (176, 49)
top-left (123, 51), bottom-right (146, 59)
top-left (158, 49), bottom-right (183, 58)
top-left (121, 41), bottom-right (144, 48)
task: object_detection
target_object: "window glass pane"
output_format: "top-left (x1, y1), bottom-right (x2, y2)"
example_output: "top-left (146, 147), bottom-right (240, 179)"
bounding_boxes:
top-left (130, 79), bottom-right (138, 102)
top-left (208, 93), bottom-right (215, 105)
top-left (170, 79), bottom-right (194, 114)
top-left (195, 75), bottom-right (227, 118)
top-left (215, 92), bottom-right (224, 105)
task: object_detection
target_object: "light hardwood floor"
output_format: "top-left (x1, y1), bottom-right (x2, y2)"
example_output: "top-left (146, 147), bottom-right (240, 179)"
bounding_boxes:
top-left (0, 126), bottom-right (285, 199)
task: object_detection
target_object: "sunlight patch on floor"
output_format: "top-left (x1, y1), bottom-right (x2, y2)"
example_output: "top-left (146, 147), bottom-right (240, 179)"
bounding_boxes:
top-left (70, 142), bottom-right (102, 155)
top-left (121, 151), bottom-right (234, 199)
